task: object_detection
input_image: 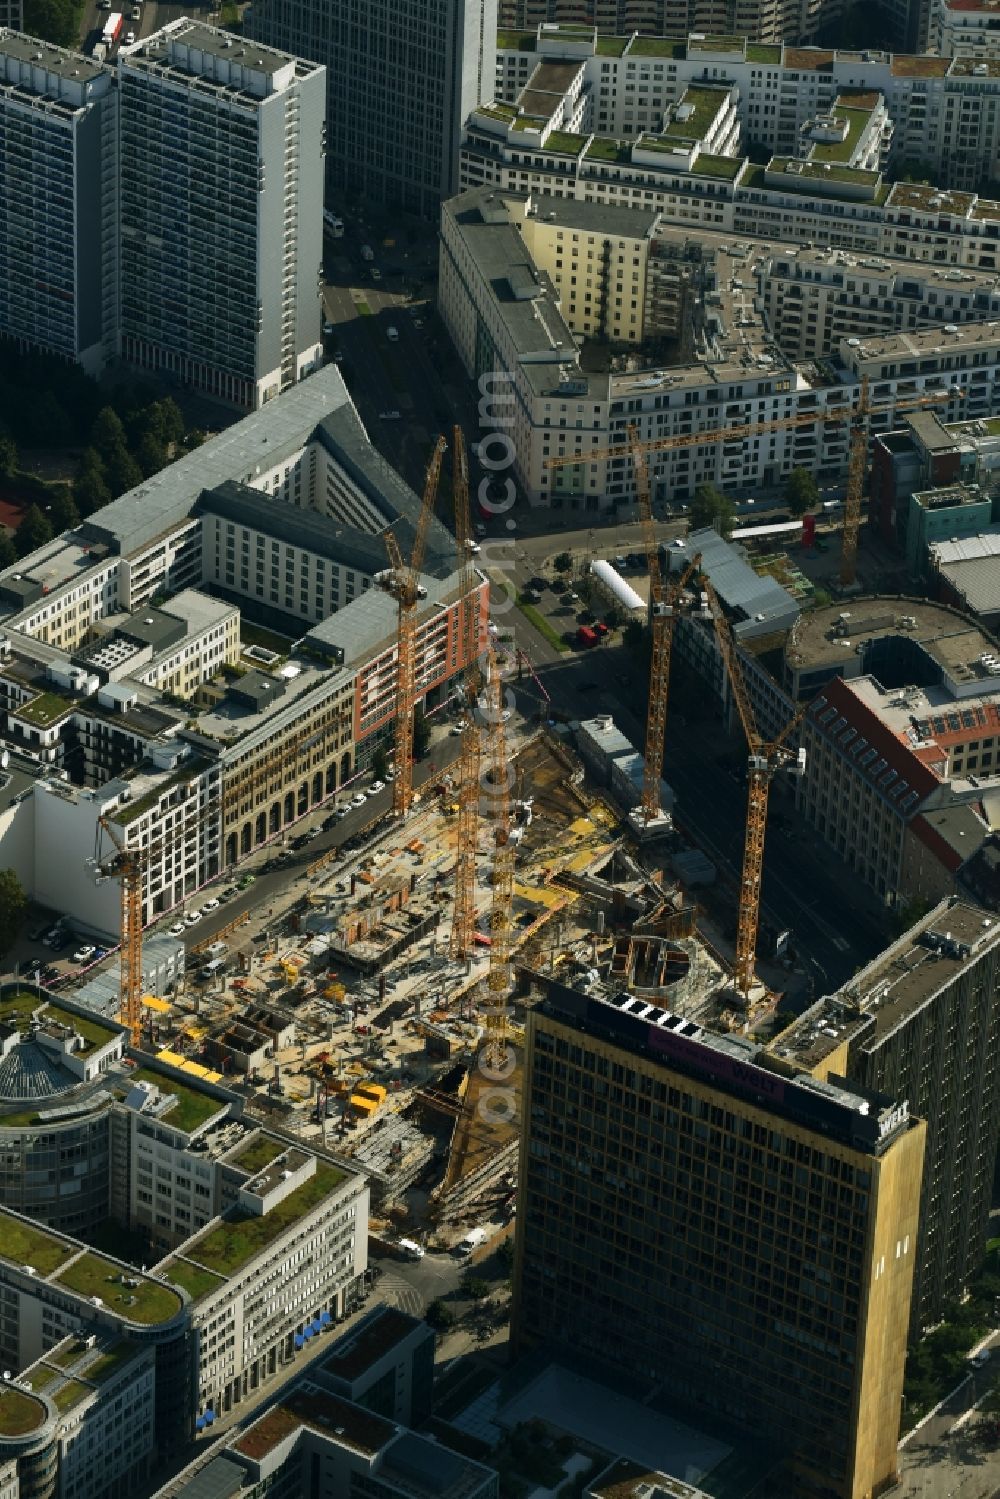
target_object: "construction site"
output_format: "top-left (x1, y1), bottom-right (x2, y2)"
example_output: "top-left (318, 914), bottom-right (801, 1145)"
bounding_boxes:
top-left (71, 426), bottom-right (823, 1260)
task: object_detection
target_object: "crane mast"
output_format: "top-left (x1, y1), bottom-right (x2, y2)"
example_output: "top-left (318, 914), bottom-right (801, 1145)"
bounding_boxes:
top-left (705, 583), bottom-right (807, 1002)
top-left (628, 427), bottom-right (702, 825)
top-left (450, 426), bottom-right (483, 961)
top-left (378, 436), bottom-right (447, 818)
top-left (481, 648), bottom-right (515, 1072)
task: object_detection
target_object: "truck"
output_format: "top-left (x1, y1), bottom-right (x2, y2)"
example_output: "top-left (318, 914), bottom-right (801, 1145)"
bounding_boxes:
top-left (576, 625), bottom-right (598, 648)
top-left (102, 11), bottom-right (123, 44)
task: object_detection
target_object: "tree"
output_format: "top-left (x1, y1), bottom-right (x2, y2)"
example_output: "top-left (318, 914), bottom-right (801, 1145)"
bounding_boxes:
top-left (106, 448), bottom-right (144, 498)
top-left (785, 467), bottom-right (819, 517)
top-left (22, 0), bottom-right (80, 47)
top-left (46, 488), bottom-right (80, 533)
top-left (553, 552), bottom-right (572, 573)
top-left (135, 431), bottom-right (167, 479)
top-left (153, 397), bottom-right (185, 447)
top-left (689, 484), bottom-right (736, 539)
top-left (0, 532), bottom-right (15, 569)
top-left (495, 1238), bottom-right (514, 1276)
top-left (90, 406), bottom-right (128, 465)
top-left (15, 504), bottom-right (53, 558)
top-left (371, 745), bottom-right (389, 781)
top-left (604, 606), bottom-right (621, 630)
top-left (425, 1299), bottom-right (455, 1331)
top-left (461, 1275), bottom-right (490, 1300)
top-left (412, 707), bottom-right (431, 760)
top-left (73, 460), bottom-right (111, 520)
top-left (0, 870), bottom-right (27, 956)
top-left (0, 435), bottom-right (17, 479)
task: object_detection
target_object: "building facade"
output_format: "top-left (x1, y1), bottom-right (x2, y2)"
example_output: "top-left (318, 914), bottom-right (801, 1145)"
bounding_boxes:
top-left (776, 899), bottom-right (1000, 1332)
top-left (512, 981), bottom-right (925, 1499)
top-left (248, 0), bottom-right (497, 215)
top-left (0, 33), bottom-right (117, 375)
top-left (118, 21), bottom-right (325, 408)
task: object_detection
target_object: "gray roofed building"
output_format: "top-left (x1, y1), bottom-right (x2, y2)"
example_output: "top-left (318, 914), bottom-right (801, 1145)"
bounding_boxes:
top-left (165, 1456), bottom-right (246, 1499)
top-left (305, 568), bottom-right (466, 664)
top-left (80, 368), bottom-right (357, 557)
top-left (669, 527), bottom-right (800, 640)
top-left (930, 531), bottom-right (1000, 621)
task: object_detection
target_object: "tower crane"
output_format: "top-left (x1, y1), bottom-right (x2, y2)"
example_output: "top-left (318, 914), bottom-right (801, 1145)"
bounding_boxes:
top-left (704, 581), bottom-right (808, 1004)
top-left (547, 383), bottom-right (954, 587)
top-left (94, 818), bottom-right (145, 1047)
top-left (449, 426), bottom-right (484, 961)
top-left (480, 646), bottom-right (515, 1072)
top-left (377, 435), bottom-right (447, 818)
top-left (630, 427), bottom-right (701, 826)
top-left (92, 706), bottom-right (350, 1047)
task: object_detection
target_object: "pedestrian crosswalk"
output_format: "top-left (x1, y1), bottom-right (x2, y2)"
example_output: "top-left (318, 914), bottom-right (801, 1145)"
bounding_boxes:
top-left (376, 1270), bottom-right (424, 1317)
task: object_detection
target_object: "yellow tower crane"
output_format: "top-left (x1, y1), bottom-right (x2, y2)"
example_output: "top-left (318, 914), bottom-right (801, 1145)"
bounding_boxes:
top-left (377, 435), bottom-right (447, 818)
top-left (449, 426), bottom-right (484, 961)
top-left (704, 581), bottom-right (808, 1004)
top-left (630, 426), bottom-right (701, 825)
top-left (548, 384), bottom-right (955, 587)
top-left (480, 646), bottom-right (515, 1072)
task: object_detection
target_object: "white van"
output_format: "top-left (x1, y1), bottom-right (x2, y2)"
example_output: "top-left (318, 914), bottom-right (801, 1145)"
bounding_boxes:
top-left (398, 1238), bottom-right (424, 1261)
top-left (386, 326), bottom-right (399, 343)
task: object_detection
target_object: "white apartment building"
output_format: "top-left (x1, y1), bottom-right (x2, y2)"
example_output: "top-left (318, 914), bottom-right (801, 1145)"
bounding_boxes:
top-left (248, 0), bottom-right (497, 215)
top-left (161, 1147), bottom-right (368, 1420)
top-left (493, 28), bottom-right (1000, 192)
top-left (0, 33), bottom-right (117, 374)
top-left (118, 21), bottom-right (326, 409)
top-left (440, 185), bottom-right (988, 511)
top-left (930, 0), bottom-right (1000, 55)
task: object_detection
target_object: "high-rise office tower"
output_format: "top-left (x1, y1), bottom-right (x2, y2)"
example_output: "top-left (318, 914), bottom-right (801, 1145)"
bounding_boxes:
top-left (776, 899), bottom-right (1000, 1336)
top-left (0, 33), bottom-right (117, 373)
top-left (118, 20), bottom-right (325, 409)
top-left (512, 981), bottom-right (925, 1499)
top-left (247, 0), bottom-right (497, 216)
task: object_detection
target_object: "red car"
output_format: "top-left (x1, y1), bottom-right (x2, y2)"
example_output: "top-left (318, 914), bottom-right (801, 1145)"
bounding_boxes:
top-left (594, 622), bottom-right (610, 636)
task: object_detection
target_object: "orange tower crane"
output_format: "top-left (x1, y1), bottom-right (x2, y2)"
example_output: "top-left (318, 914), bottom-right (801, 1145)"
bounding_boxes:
top-left (548, 385), bottom-right (955, 587)
top-left (704, 581), bottom-right (808, 1003)
top-left (630, 426), bottom-right (701, 824)
top-left (480, 646), bottom-right (515, 1072)
top-left (449, 426), bottom-right (484, 961)
top-left (377, 435), bottom-right (447, 818)
top-left (94, 818), bottom-right (144, 1046)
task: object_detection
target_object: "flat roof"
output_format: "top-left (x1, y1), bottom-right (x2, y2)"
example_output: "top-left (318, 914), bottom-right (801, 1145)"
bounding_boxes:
top-left (198, 482), bottom-right (398, 575)
top-left (81, 368), bottom-right (355, 558)
top-left (786, 596), bottom-right (997, 673)
top-left (777, 901), bottom-right (1000, 1072)
top-left (177, 1160), bottom-right (348, 1277)
top-left (589, 1458), bottom-right (711, 1499)
top-left (541, 981), bottom-right (910, 1154)
top-left (127, 18), bottom-right (314, 81)
top-left (0, 30), bottom-right (106, 84)
top-left (320, 1306), bottom-right (423, 1383)
top-left (531, 192), bottom-right (659, 238)
top-left (234, 1386), bottom-right (396, 1460)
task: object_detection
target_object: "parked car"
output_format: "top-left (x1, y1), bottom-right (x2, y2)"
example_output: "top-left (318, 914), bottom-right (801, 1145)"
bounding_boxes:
top-left (292, 834), bottom-right (309, 850)
top-left (184, 909), bottom-right (202, 927)
top-left (306, 826), bottom-right (322, 840)
top-left (124, 30), bottom-right (136, 42)
top-left (202, 897), bottom-right (220, 912)
top-left (335, 807), bottom-right (350, 819)
top-left (72, 946), bottom-right (96, 965)
top-left (168, 922), bottom-right (186, 938)
top-left (222, 886), bottom-right (238, 901)
top-left (351, 793), bottom-right (367, 808)
top-left (237, 874), bottom-right (255, 890)
top-left (379, 410), bottom-right (401, 420)
top-left (369, 779), bottom-right (386, 794)
top-left (386, 326), bottom-right (399, 342)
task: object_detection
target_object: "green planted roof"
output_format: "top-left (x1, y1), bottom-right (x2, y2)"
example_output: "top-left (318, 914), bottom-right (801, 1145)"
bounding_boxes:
top-left (0, 1210), bottom-right (75, 1276)
top-left (53, 1254), bottom-right (182, 1327)
top-left (130, 1068), bottom-right (224, 1133)
top-left (0, 1387), bottom-right (46, 1437)
top-left (808, 104), bottom-right (873, 164)
top-left (162, 1258), bottom-right (226, 1305)
top-left (181, 1162), bottom-right (347, 1278)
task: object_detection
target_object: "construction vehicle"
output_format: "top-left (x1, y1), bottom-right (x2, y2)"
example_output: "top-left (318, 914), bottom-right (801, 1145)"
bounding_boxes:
top-left (547, 381), bottom-right (956, 587)
top-left (629, 428), bottom-right (702, 828)
top-left (449, 426), bottom-right (485, 961)
top-left (376, 435), bottom-right (447, 818)
top-left (704, 581), bottom-right (808, 1005)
